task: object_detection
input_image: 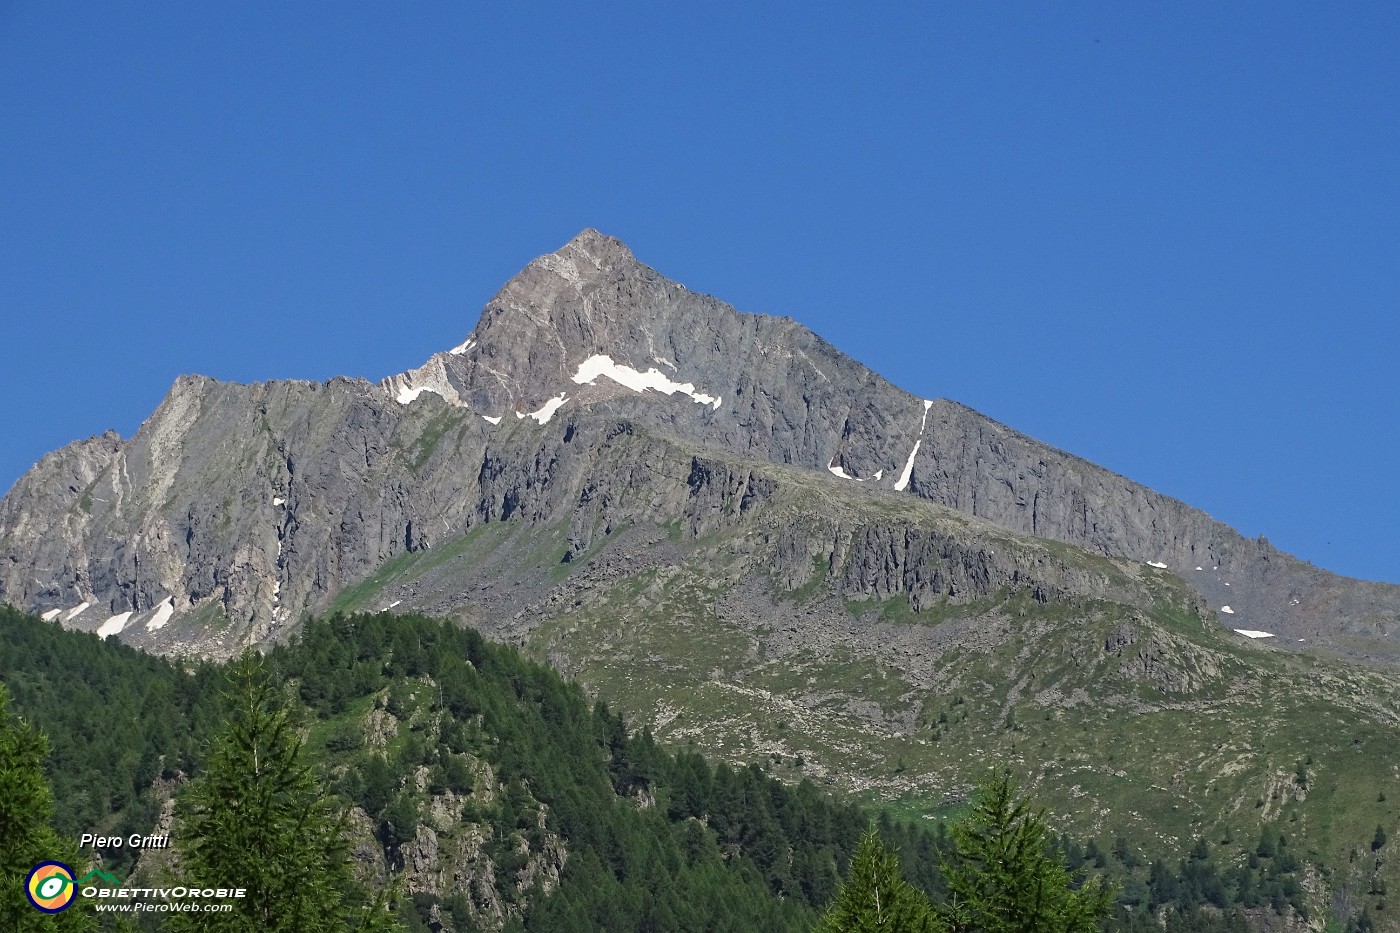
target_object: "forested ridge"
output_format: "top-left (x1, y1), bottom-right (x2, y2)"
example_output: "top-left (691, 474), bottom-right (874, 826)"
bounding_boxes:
top-left (0, 604), bottom-right (1344, 930)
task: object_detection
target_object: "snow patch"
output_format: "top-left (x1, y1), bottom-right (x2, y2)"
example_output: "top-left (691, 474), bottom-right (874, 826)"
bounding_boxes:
top-left (146, 598), bottom-right (175, 631)
top-left (517, 393), bottom-right (568, 425)
top-left (97, 612), bottom-right (133, 639)
top-left (827, 457), bottom-right (865, 481)
top-left (1196, 566), bottom-right (1203, 571)
top-left (894, 402), bottom-right (934, 492)
top-left (872, 470), bottom-right (883, 481)
top-left (448, 338), bottom-right (476, 355)
top-left (482, 414), bottom-right (502, 425)
top-left (894, 442), bottom-right (922, 491)
top-left (396, 384), bottom-right (442, 405)
top-left (273, 496), bottom-right (285, 507)
top-left (41, 609), bottom-right (61, 621)
top-left (63, 602), bottom-right (90, 622)
top-left (1224, 582), bottom-right (1230, 586)
top-left (653, 355), bottom-right (676, 370)
top-left (1233, 629), bottom-right (1274, 639)
top-left (1147, 561), bottom-right (1168, 569)
top-left (1220, 606), bottom-right (1235, 614)
top-left (571, 354), bottom-right (722, 410)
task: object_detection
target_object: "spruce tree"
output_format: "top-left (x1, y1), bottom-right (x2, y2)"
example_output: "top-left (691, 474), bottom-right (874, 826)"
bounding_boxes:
top-left (0, 685), bottom-right (94, 930)
top-left (938, 772), bottom-right (1113, 933)
top-left (816, 829), bottom-right (939, 932)
top-left (168, 655), bottom-right (399, 932)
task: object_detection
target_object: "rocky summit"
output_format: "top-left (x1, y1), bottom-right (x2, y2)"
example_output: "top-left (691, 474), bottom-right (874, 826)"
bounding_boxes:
top-left (2, 229), bottom-right (1396, 663)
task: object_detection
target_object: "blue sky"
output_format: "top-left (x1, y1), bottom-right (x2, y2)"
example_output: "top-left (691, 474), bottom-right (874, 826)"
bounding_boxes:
top-left (2, 3), bottom-right (1396, 583)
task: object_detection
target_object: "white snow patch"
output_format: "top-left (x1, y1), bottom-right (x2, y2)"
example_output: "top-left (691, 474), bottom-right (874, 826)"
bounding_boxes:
top-left (826, 457), bottom-right (865, 481)
top-left (873, 470), bottom-right (883, 481)
top-left (894, 442), bottom-right (922, 491)
top-left (63, 602), bottom-right (90, 622)
top-left (1220, 605), bottom-right (1235, 614)
top-left (1147, 561), bottom-right (1168, 569)
top-left (97, 612), bottom-right (133, 639)
top-left (1233, 629), bottom-right (1274, 639)
top-left (41, 608), bottom-right (62, 621)
top-left (146, 598), bottom-right (175, 631)
top-left (482, 414), bottom-right (502, 425)
top-left (1196, 566), bottom-right (1203, 571)
top-left (894, 402), bottom-right (934, 492)
top-left (517, 393), bottom-right (569, 425)
top-left (396, 384), bottom-right (443, 405)
top-left (273, 496), bottom-right (285, 507)
top-left (388, 600), bottom-right (401, 608)
top-left (448, 338), bottom-right (476, 355)
top-left (653, 355), bottom-right (676, 370)
top-left (1224, 582), bottom-right (1230, 586)
top-left (571, 354), bottom-right (722, 410)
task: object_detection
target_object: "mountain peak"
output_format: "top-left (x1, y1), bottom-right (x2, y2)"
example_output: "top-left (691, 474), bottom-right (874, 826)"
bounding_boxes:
top-left (560, 227), bottom-right (632, 261)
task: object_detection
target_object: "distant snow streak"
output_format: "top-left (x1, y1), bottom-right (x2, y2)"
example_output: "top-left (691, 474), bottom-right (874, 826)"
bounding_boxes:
top-left (827, 458), bottom-right (862, 481)
top-left (1220, 606), bottom-right (1235, 614)
top-left (146, 598), bottom-right (175, 631)
top-left (97, 612), bottom-right (133, 639)
top-left (41, 609), bottom-right (61, 621)
top-left (571, 354), bottom-right (722, 410)
top-left (448, 338), bottom-right (476, 356)
top-left (482, 415), bottom-right (502, 425)
top-left (1147, 561), bottom-right (1168, 569)
top-left (894, 401), bottom-right (934, 492)
top-left (63, 602), bottom-right (90, 622)
top-left (1233, 629), bottom-right (1274, 639)
top-left (518, 393), bottom-right (568, 425)
top-left (396, 384), bottom-right (442, 405)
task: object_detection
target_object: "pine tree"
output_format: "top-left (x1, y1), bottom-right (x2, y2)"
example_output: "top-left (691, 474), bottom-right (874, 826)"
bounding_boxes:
top-left (939, 772), bottom-right (1113, 933)
top-left (815, 829), bottom-right (938, 932)
top-left (168, 655), bottom-right (400, 932)
top-left (0, 685), bottom-right (94, 930)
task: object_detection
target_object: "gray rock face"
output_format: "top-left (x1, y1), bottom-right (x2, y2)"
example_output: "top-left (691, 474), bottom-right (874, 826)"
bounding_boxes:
top-left (1, 229), bottom-right (1396, 662)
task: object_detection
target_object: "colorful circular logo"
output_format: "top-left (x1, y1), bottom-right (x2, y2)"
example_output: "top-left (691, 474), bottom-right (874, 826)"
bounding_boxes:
top-left (26, 861), bottom-right (76, 913)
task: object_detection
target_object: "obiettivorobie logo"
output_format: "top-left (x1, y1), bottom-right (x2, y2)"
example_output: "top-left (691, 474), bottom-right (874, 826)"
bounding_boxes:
top-left (25, 861), bottom-right (77, 913)
top-left (24, 861), bottom-right (245, 915)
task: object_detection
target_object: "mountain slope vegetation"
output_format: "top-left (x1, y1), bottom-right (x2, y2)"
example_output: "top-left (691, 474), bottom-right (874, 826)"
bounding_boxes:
top-left (3, 605), bottom-right (1393, 931)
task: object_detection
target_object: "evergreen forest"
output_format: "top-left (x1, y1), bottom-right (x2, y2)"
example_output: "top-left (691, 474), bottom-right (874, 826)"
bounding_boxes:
top-left (0, 605), bottom-right (1358, 931)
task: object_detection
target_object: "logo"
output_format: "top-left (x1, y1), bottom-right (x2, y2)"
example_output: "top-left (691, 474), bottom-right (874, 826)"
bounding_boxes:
top-left (77, 868), bottom-right (123, 887)
top-left (25, 861), bottom-right (76, 913)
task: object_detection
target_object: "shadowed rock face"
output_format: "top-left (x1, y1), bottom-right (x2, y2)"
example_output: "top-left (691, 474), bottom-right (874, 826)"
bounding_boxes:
top-left (2, 229), bottom-right (1397, 661)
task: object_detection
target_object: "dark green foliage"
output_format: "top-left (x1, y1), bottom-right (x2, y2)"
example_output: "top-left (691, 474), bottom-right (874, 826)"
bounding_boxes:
top-left (815, 830), bottom-right (937, 932)
top-left (937, 773), bottom-right (1114, 933)
top-left (0, 606), bottom-right (219, 876)
top-left (0, 684), bottom-right (95, 930)
top-left (1374, 825), bottom-right (1388, 852)
top-left (0, 606), bottom-right (1344, 931)
top-left (167, 655), bottom-right (399, 932)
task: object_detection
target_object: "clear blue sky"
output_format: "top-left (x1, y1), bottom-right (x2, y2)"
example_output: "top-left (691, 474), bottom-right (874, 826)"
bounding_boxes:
top-left (2, 3), bottom-right (1396, 583)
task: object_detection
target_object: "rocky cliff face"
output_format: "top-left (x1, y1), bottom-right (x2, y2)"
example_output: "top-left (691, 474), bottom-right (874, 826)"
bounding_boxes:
top-left (1, 230), bottom-right (1396, 662)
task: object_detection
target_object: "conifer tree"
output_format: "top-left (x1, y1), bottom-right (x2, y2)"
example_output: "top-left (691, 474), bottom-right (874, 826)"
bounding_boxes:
top-left (168, 655), bottom-right (400, 932)
top-left (815, 829), bottom-right (939, 932)
top-left (939, 772), bottom-right (1113, 933)
top-left (0, 685), bottom-right (94, 930)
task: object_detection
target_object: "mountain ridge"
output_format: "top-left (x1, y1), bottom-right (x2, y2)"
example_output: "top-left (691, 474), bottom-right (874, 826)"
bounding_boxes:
top-left (1, 229), bottom-right (1397, 665)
